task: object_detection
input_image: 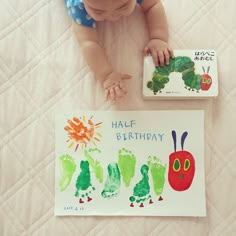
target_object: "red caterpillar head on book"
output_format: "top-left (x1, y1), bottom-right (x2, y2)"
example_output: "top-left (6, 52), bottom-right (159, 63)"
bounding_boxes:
top-left (201, 66), bottom-right (212, 91)
top-left (168, 130), bottom-right (195, 191)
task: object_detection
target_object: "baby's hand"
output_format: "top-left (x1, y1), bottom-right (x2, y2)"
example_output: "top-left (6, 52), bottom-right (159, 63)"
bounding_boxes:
top-left (103, 72), bottom-right (132, 101)
top-left (144, 39), bottom-right (174, 66)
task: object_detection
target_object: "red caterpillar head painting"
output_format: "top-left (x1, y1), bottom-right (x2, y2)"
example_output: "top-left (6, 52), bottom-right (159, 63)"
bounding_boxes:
top-left (168, 130), bottom-right (195, 191)
top-left (201, 66), bottom-right (212, 91)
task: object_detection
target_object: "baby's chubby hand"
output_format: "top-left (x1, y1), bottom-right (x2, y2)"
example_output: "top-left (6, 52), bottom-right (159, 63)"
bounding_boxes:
top-left (144, 39), bottom-right (174, 67)
top-left (103, 72), bottom-right (132, 101)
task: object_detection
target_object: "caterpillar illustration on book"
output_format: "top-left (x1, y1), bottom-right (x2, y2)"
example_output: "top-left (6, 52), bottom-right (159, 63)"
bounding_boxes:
top-left (146, 56), bottom-right (212, 94)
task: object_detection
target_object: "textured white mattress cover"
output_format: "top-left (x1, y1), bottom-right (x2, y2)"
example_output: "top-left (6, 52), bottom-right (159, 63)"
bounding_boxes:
top-left (0, 0), bottom-right (235, 235)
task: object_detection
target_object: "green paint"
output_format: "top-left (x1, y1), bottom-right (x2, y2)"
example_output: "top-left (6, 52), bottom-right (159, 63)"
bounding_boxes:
top-left (75, 160), bottom-right (94, 197)
top-left (174, 159), bottom-right (180, 171)
top-left (130, 165), bottom-right (151, 204)
top-left (147, 56), bottom-right (203, 94)
top-left (130, 196), bottom-right (135, 202)
top-left (118, 148), bottom-right (136, 187)
top-left (84, 148), bottom-right (103, 183)
top-left (147, 156), bottom-right (166, 196)
top-left (184, 160), bottom-right (190, 170)
top-left (59, 154), bottom-right (76, 191)
top-left (101, 162), bottom-right (121, 199)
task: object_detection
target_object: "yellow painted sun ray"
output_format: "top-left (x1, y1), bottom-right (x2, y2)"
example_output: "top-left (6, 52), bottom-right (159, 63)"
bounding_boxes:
top-left (68, 141), bottom-right (74, 149)
top-left (95, 132), bottom-right (102, 137)
top-left (95, 122), bottom-right (102, 128)
top-left (81, 143), bottom-right (85, 149)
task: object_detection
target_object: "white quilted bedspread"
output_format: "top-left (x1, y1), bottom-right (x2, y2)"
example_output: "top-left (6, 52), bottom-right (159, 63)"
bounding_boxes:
top-left (0, 0), bottom-right (236, 235)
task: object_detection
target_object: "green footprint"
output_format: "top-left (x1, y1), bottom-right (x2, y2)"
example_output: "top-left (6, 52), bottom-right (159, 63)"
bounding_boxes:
top-left (59, 154), bottom-right (76, 191)
top-left (147, 156), bottom-right (166, 197)
top-left (101, 162), bottom-right (121, 199)
top-left (130, 164), bottom-right (151, 207)
top-left (75, 160), bottom-right (95, 202)
top-left (118, 148), bottom-right (136, 187)
top-left (84, 148), bottom-right (103, 183)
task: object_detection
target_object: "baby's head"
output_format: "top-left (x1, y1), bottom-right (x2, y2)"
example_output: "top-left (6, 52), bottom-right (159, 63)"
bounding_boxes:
top-left (83, 0), bottom-right (137, 21)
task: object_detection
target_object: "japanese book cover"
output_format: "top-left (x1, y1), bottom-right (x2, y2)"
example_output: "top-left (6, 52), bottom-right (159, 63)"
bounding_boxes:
top-left (143, 50), bottom-right (218, 99)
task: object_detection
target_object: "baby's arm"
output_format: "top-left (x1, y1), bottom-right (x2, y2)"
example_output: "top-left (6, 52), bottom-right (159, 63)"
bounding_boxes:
top-left (73, 23), bottom-right (131, 101)
top-left (140, 0), bottom-right (174, 66)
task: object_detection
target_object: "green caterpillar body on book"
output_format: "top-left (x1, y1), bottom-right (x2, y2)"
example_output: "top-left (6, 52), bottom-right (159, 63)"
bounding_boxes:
top-left (147, 56), bottom-right (212, 94)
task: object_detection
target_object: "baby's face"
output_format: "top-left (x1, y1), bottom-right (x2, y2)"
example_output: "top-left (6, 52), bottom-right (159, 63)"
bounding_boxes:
top-left (83, 0), bottom-right (137, 21)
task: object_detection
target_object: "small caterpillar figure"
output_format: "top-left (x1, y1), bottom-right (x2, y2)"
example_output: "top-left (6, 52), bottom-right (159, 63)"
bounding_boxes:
top-left (147, 56), bottom-right (212, 94)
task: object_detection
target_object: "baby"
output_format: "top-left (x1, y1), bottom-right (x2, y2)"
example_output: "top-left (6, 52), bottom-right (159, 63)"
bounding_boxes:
top-left (65, 0), bottom-right (173, 101)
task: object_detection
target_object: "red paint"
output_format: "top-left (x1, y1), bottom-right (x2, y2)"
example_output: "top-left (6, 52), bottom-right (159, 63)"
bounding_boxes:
top-left (87, 196), bottom-right (92, 202)
top-left (149, 199), bottom-right (153, 204)
top-left (168, 151), bottom-right (195, 191)
top-left (139, 203), bottom-right (144, 207)
top-left (158, 196), bottom-right (163, 201)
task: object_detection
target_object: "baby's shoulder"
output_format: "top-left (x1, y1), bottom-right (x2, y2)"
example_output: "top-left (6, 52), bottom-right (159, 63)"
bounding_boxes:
top-left (65, 0), bottom-right (96, 28)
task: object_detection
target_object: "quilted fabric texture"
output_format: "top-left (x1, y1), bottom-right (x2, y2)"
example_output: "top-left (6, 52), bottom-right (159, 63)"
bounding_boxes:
top-left (0, 0), bottom-right (235, 235)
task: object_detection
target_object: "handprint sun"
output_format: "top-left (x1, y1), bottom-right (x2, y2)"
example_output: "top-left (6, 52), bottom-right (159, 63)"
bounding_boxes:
top-left (64, 116), bottom-right (102, 151)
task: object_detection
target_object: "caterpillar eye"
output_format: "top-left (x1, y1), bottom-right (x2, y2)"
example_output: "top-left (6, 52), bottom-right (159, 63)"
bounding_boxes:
top-left (184, 159), bottom-right (190, 171)
top-left (173, 158), bottom-right (181, 172)
top-left (207, 78), bottom-right (212, 84)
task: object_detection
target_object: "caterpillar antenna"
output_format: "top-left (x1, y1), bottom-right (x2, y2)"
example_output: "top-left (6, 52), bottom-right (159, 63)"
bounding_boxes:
top-left (172, 130), bottom-right (177, 152)
top-left (202, 66), bottom-right (205, 74)
top-left (181, 132), bottom-right (188, 150)
top-left (207, 66), bottom-right (210, 74)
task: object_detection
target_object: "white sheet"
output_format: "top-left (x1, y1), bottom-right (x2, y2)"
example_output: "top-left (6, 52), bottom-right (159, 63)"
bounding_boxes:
top-left (0, 0), bottom-right (236, 235)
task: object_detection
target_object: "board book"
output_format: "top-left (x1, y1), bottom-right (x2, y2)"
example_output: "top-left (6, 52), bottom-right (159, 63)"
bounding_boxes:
top-left (55, 110), bottom-right (206, 217)
top-left (143, 50), bottom-right (218, 99)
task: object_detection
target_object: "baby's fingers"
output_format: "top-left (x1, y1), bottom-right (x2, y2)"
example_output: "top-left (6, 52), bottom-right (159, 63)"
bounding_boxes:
top-left (168, 48), bottom-right (174, 59)
top-left (109, 87), bottom-right (116, 101)
top-left (163, 49), bottom-right (170, 65)
top-left (104, 88), bottom-right (115, 101)
top-left (105, 89), bottom-right (109, 101)
top-left (115, 85), bottom-right (126, 98)
top-left (144, 46), bottom-right (151, 56)
top-left (119, 81), bottom-right (128, 94)
top-left (158, 51), bottom-right (165, 66)
top-left (164, 48), bottom-right (175, 65)
top-left (151, 50), bottom-right (158, 66)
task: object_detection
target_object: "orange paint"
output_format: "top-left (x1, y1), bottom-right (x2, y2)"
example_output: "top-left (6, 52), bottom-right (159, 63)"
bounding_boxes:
top-left (64, 116), bottom-right (102, 151)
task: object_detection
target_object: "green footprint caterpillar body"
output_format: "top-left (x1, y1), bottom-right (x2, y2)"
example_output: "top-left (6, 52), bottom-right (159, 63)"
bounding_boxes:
top-left (118, 148), bottom-right (136, 187)
top-left (147, 156), bottom-right (166, 200)
top-left (84, 148), bottom-right (103, 183)
top-left (129, 165), bottom-right (151, 207)
top-left (101, 162), bottom-right (121, 199)
top-left (59, 154), bottom-right (76, 192)
top-left (75, 160), bottom-right (95, 203)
